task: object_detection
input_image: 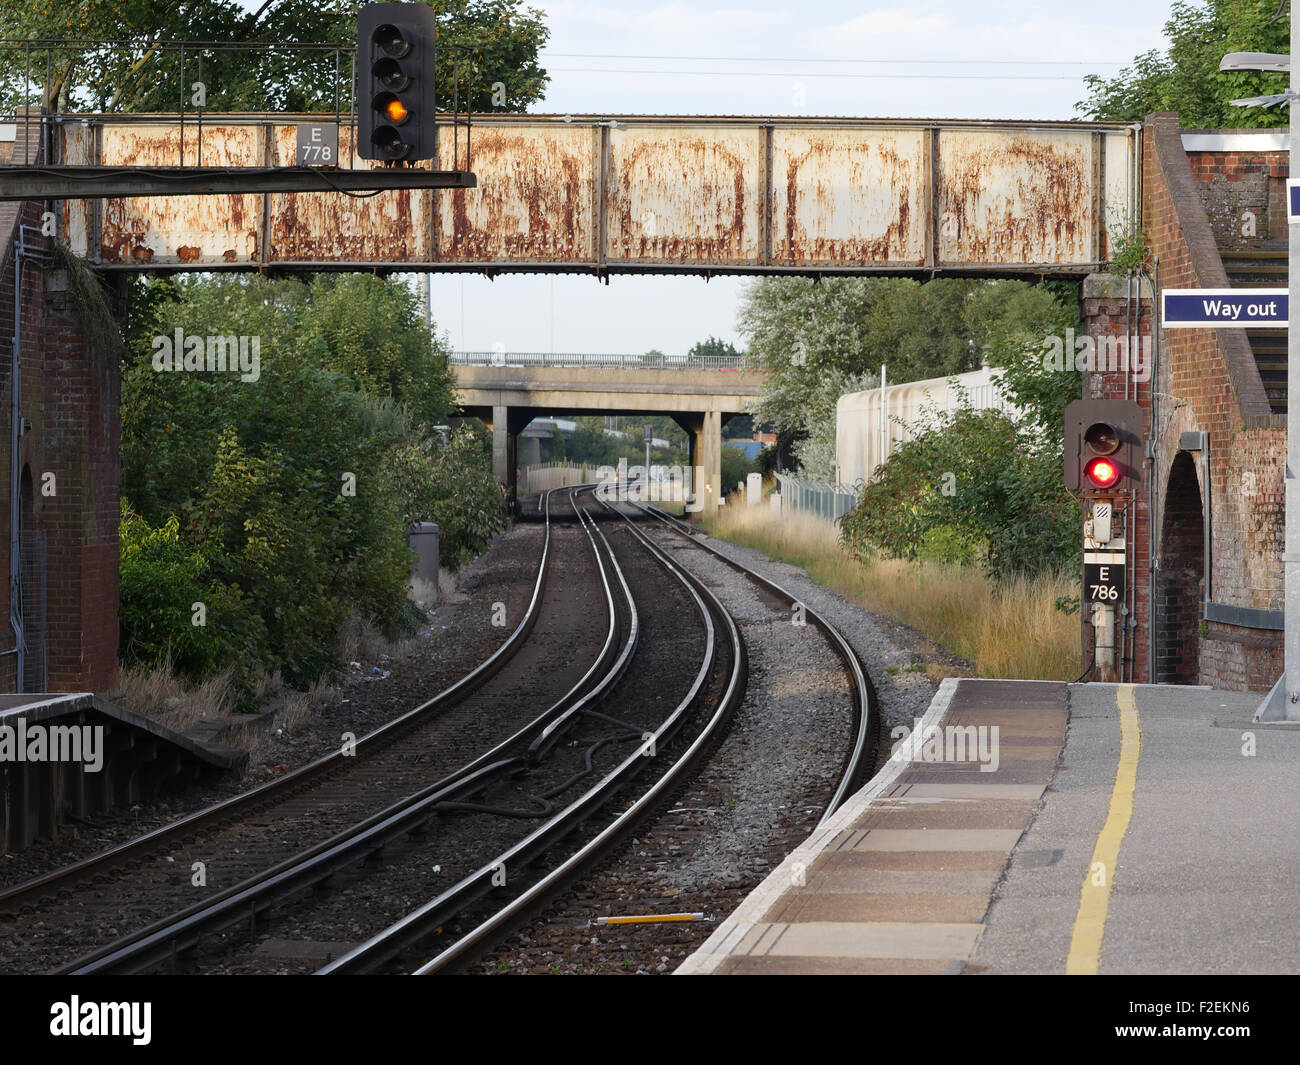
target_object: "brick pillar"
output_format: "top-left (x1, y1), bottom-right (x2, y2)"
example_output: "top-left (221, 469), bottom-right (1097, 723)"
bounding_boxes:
top-left (1080, 273), bottom-right (1155, 682)
top-left (39, 266), bottom-right (121, 693)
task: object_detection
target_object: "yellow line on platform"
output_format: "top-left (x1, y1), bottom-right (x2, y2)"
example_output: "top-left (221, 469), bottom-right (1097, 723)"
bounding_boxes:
top-left (1066, 684), bottom-right (1141, 974)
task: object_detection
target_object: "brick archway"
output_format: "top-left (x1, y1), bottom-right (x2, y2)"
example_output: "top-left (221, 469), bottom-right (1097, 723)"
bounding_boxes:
top-left (1156, 451), bottom-right (1204, 685)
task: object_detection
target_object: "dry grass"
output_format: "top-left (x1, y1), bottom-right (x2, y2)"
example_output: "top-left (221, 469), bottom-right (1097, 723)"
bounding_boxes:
top-left (702, 498), bottom-right (1079, 682)
top-left (332, 611), bottom-right (414, 665)
top-left (119, 658), bottom-right (236, 731)
top-left (121, 657), bottom-right (344, 764)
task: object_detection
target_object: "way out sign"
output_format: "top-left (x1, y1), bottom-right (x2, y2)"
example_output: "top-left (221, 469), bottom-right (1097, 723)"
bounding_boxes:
top-left (1162, 289), bottom-right (1287, 328)
top-left (1084, 549), bottom-right (1125, 604)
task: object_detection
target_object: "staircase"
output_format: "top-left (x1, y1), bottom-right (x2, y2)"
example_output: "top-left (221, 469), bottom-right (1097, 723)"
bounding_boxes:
top-left (1222, 240), bottom-right (1287, 413)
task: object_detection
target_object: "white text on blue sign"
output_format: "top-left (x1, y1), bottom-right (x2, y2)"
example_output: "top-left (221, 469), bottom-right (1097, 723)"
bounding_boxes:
top-left (1162, 288), bottom-right (1288, 328)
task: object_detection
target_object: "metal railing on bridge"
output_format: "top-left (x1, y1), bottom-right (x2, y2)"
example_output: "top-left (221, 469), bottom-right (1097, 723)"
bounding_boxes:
top-left (451, 351), bottom-right (754, 371)
top-left (775, 473), bottom-right (859, 522)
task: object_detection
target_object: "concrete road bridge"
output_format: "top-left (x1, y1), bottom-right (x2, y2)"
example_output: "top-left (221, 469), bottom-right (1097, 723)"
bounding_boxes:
top-left (449, 351), bottom-right (763, 496)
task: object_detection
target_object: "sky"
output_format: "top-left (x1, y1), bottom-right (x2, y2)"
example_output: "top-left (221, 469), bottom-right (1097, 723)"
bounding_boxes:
top-left (427, 0), bottom-right (1173, 354)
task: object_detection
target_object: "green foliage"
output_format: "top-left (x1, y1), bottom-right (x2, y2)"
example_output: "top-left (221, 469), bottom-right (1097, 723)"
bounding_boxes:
top-left (0, 0), bottom-right (549, 114)
top-left (966, 280), bottom-right (1081, 436)
top-left (721, 443), bottom-right (757, 492)
top-left (742, 276), bottom-right (1081, 479)
top-left (839, 405), bottom-right (1079, 580)
top-left (555, 416), bottom-right (688, 469)
top-left (1108, 222), bottom-right (1151, 275)
top-left (119, 502), bottom-right (268, 685)
top-left (385, 426), bottom-right (507, 567)
top-left (688, 335), bottom-right (741, 359)
top-left (299, 275), bottom-right (457, 429)
top-left (1077, 0), bottom-right (1289, 128)
top-left (119, 273), bottom-right (502, 691)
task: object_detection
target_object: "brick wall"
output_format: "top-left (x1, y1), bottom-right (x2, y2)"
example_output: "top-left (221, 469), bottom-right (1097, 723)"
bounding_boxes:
top-left (0, 109), bottom-right (120, 694)
top-left (1085, 113), bottom-right (1287, 691)
top-left (1184, 144), bottom-right (1288, 250)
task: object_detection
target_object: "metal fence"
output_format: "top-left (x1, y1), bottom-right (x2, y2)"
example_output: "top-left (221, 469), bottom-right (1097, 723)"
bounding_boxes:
top-left (451, 351), bottom-right (753, 371)
top-left (775, 473), bottom-right (859, 522)
top-left (520, 463), bottom-right (595, 494)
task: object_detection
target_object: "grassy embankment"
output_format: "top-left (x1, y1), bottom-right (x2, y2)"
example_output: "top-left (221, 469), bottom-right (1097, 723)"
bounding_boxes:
top-left (702, 499), bottom-right (1078, 682)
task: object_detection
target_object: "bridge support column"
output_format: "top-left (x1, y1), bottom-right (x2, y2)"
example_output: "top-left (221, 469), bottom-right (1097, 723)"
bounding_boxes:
top-left (489, 406), bottom-right (533, 512)
top-left (671, 411), bottom-right (722, 513)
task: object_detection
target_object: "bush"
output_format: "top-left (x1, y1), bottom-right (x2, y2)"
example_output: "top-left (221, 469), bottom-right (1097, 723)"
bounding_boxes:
top-left (840, 402), bottom-right (1078, 579)
top-left (385, 426), bottom-right (507, 567)
top-left (119, 502), bottom-right (268, 686)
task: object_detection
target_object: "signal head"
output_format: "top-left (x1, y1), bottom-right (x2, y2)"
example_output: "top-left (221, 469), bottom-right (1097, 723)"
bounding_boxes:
top-left (1084, 456), bottom-right (1121, 490)
top-left (373, 23), bottom-right (412, 58)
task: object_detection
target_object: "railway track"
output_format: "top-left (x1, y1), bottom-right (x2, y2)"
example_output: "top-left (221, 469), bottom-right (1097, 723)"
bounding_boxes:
top-left (0, 487), bottom-right (622, 972)
top-left (319, 490), bottom-right (879, 975)
top-left (2, 487), bottom-right (879, 976)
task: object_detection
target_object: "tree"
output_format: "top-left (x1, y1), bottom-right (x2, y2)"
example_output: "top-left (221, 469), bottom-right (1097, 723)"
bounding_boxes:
top-left (119, 272), bottom-right (504, 693)
top-left (688, 335), bottom-right (741, 360)
top-left (739, 277), bottom-right (994, 480)
top-left (0, 0), bottom-right (549, 114)
top-left (1077, 0), bottom-right (1289, 128)
top-left (967, 280), bottom-right (1081, 435)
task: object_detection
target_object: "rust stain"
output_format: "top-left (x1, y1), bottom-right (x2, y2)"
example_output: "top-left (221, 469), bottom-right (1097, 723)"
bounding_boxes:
top-left (774, 130), bottom-right (925, 266)
top-left (939, 131), bottom-right (1091, 264)
top-left (606, 129), bottom-right (757, 263)
top-left (67, 119), bottom-right (1109, 270)
top-left (440, 127), bottom-right (593, 262)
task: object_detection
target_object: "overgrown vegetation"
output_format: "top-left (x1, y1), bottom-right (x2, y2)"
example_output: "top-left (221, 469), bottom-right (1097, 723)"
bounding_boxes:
top-left (119, 273), bottom-right (505, 704)
top-left (705, 504), bottom-right (1078, 681)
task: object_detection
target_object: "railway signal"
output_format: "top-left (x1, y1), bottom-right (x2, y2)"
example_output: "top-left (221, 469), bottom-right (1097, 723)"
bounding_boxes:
top-left (1065, 399), bottom-right (1144, 496)
top-left (357, 3), bottom-right (438, 162)
top-left (1064, 399), bottom-right (1144, 683)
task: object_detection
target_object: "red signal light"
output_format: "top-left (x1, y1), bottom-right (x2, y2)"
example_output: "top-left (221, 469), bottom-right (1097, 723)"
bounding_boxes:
top-left (1085, 456), bottom-right (1120, 489)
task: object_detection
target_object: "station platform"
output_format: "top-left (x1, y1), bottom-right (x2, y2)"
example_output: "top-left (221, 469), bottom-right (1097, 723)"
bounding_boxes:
top-left (677, 676), bottom-right (1299, 975)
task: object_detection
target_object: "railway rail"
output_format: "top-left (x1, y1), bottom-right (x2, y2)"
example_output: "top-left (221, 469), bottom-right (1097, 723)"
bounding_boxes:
top-left (2, 487), bottom-right (879, 976)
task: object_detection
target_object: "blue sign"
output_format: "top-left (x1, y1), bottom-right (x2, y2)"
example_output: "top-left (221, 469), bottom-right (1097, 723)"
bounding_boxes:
top-left (1162, 288), bottom-right (1287, 328)
top-left (1289, 178), bottom-right (1300, 223)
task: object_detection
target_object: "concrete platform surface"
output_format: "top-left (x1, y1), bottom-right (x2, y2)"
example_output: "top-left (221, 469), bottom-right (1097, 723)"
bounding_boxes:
top-left (677, 677), bottom-right (1300, 975)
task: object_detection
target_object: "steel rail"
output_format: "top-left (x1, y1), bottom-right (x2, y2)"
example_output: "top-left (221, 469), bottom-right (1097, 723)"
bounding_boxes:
top-left (636, 501), bottom-right (878, 826)
top-left (57, 487), bottom-right (640, 974)
top-left (318, 487), bottom-right (740, 975)
top-left (1, 488), bottom-right (566, 915)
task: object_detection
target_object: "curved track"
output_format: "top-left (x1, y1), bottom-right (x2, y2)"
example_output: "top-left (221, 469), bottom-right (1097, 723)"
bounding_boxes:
top-left (4, 486), bottom-right (880, 976)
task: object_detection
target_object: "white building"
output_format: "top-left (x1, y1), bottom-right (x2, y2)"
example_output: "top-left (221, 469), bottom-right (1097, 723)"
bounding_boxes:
top-left (835, 363), bottom-right (1020, 488)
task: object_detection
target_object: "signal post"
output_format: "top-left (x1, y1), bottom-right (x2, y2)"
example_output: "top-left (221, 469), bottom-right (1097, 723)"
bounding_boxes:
top-left (1066, 400), bottom-right (1145, 682)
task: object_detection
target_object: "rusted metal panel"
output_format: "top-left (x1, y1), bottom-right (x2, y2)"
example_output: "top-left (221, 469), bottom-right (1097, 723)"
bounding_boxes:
top-left (437, 124), bottom-right (595, 262)
top-left (41, 114), bottom-right (1136, 274)
top-left (268, 124), bottom-right (428, 262)
top-left (1102, 130), bottom-right (1137, 262)
top-left (770, 127), bottom-right (928, 266)
top-left (57, 124), bottom-right (95, 259)
top-left (604, 125), bottom-right (761, 264)
top-left (98, 123), bottom-right (263, 264)
top-left (937, 128), bottom-right (1095, 266)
